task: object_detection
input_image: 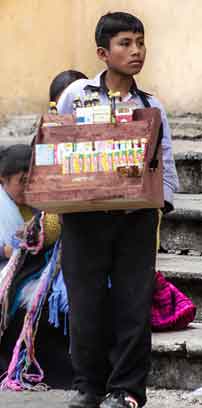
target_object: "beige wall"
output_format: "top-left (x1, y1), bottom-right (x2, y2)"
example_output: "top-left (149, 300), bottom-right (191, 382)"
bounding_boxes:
top-left (1, 0), bottom-right (202, 115)
top-left (0, 0), bottom-right (71, 115)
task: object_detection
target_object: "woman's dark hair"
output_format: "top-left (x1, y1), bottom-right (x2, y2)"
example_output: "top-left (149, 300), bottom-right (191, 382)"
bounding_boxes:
top-left (0, 144), bottom-right (32, 178)
top-left (95, 12), bottom-right (144, 49)
top-left (49, 70), bottom-right (88, 102)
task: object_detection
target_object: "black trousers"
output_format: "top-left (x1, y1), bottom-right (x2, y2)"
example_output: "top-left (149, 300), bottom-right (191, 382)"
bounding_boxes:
top-left (62, 209), bottom-right (158, 407)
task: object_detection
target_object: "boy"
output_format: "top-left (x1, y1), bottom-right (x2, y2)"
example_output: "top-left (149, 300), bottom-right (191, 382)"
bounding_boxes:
top-left (58, 12), bottom-right (178, 408)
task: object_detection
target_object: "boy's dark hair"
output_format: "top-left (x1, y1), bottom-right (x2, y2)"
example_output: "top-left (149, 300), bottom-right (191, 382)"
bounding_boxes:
top-left (95, 12), bottom-right (144, 49)
top-left (0, 144), bottom-right (32, 178)
top-left (49, 70), bottom-right (88, 102)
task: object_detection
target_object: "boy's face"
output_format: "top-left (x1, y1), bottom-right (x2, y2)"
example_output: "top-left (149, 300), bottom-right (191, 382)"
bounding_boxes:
top-left (97, 31), bottom-right (146, 76)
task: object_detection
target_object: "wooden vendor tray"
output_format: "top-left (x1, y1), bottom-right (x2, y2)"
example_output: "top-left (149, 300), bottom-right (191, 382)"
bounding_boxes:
top-left (24, 108), bottom-right (164, 214)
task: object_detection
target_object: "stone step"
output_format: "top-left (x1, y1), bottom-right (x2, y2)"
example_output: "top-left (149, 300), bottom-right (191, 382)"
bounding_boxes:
top-left (0, 114), bottom-right (38, 147)
top-left (174, 145), bottom-right (202, 194)
top-left (161, 194), bottom-right (202, 254)
top-left (0, 389), bottom-right (201, 408)
top-left (147, 388), bottom-right (202, 408)
top-left (157, 254), bottom-right (202, 321)
top-left (170, 113), bottom-right (202, 141)
top-left (150, 323), bottom-right (202, 391)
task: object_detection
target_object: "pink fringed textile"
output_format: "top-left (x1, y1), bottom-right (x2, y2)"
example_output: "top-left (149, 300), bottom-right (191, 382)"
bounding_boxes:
top-left (0, 213), bottom-right (45, 341)
top-left (0, 249), bottom-right (23, 339)
top-left (0, 212), bottom-right (61, 391)
top-left (151, 271), bottom-right (196, 331)
top-left (0, 240), bottom-right (61, 391)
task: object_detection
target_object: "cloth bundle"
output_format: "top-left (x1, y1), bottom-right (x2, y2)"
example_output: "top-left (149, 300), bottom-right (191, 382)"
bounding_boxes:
top-left (151, 271), bottom-right (196, 331)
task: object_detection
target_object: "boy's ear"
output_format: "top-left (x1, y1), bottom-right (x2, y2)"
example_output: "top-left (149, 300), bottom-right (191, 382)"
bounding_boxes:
top-left (97, 47), bottom-right (109, 63)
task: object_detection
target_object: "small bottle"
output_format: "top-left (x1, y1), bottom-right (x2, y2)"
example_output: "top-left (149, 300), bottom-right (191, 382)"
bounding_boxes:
top-left (73, 96), bottom-right (83, 110)
top-left (84, 95), bottom-right (92, 107)
top-left (108, 91), bottom-right (121, 124)
top-left (48, 101), bottom-right (58, 114)
top-left (91, 92), bottom-right (100, 106)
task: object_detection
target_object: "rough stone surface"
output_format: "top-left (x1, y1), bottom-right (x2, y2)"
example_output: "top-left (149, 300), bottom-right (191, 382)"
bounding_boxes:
top-left (175, 155), bottom-right (202, 194)
top-left (0, 114), bottom-right (39, 147)
top-left (0, 389), bottom-right (202, 408)
top-left (161, 194), bottom-right (202, 252)
top-left (157, 254), bottom-right (202, 281)
top-left (150, 324), bottom-right (202, 390)
top-left (169, 114), bottom-right (202, 140)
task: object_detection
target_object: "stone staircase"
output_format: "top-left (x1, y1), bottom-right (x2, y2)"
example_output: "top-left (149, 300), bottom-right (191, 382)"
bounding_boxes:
top-left (150, 115), bottom-right (202, 393)
top-left (0, 113), bottom-right (202, 401)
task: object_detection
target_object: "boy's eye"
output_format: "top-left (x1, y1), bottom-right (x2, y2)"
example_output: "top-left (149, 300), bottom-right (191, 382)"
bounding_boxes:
top-left (119, 40), bottom-right (130, 47)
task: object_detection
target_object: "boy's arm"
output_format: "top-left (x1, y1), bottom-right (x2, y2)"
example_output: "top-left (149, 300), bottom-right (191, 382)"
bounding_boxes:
top-left (159, 102), bottom-right (179, 211)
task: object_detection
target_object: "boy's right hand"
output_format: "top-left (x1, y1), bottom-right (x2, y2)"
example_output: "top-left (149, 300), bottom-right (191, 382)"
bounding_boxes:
top-left (4, 244), bottom-right (13, 259)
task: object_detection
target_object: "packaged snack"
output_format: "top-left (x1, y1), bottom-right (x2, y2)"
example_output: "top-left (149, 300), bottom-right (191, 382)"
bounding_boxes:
top-left (112, 150), bottom-right (120, 170)
top-left (35, 144), bottom-right (54, 166)
top-left (125, 140), bottom-right (133, 150)
top-left (119, 140), bottom-right (127, 150)
top-left (105, 139), bottom-right (114, 152)
top-left (76, 107), bottom-right (93, 125)
top-left (57, 143), bottom-right (73, 165)
top-left (62, 156), bottom-right (71, 175)
top-left (107, 152), bottom-right (113, 171)
top-left (91, 152), bottom-right (98, 172)
top-left (115, 105), bottom-right (133, 123)
top-left (98, 152), bottom-right (109, 172)
top-left (93, 105), bottom-right (111, 124)
top-left (83, 153), bottom-right (91, 173)
top-left (75, 141), bottom-right (93, 153)
top-left (127, 149), bottom-right (135, 166)
top-left (70, 153), bottom-right (81, 174)
top-left (141, 138), bottom-right (148, 159)
top-left (94, 140), bottom-right (106, 152)
top-left (113, 141), bottom-right (120, 150)
top-left (119, 149), bottom-right (127, 167)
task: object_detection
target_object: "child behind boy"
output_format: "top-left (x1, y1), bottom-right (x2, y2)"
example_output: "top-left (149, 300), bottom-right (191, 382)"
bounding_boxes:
top-left (58, 12), bottom-right (179, 408)
top-left (49, 70), bottom-right (87, 103)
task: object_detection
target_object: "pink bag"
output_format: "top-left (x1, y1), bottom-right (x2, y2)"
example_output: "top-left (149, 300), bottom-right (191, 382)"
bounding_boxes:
top-left (151, 271), bottom-right (196, 331)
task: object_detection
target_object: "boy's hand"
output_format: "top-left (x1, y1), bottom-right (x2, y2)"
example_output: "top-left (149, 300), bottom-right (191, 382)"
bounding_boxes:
top-left (4, 245), bottom-right (13, 259)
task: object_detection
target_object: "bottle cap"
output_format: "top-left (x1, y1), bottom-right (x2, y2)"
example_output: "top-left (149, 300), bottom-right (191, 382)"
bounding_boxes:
top-left (49, 101), bottom-right (57, 107)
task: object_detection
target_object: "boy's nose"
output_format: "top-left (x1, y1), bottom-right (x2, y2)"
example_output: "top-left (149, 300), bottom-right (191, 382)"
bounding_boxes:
top-left (131, 44), bottom-right (140, 55)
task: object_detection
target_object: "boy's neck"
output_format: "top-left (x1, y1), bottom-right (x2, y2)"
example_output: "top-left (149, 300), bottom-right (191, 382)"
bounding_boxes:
top-left (105, 70), bottom-right (134, 97)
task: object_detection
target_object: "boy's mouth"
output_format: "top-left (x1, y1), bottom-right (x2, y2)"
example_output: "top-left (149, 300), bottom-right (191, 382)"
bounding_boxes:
top-left (128, 60), bottom-right (142, 66)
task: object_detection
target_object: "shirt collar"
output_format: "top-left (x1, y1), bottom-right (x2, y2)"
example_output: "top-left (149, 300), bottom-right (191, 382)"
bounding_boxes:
top-left (84, 70), bottom-right (138, 97)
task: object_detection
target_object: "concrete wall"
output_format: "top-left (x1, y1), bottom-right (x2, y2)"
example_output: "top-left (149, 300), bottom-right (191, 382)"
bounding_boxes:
top-left (0, 0), bottom-right (71, 115)
top-left (1, 0), bottom-right (202, 115)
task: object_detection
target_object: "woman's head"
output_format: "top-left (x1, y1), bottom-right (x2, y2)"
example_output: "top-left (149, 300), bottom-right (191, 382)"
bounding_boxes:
top-left (49, 70), bottom-right (88, 103)
top-left (0, 144), bottom-right (32, 204)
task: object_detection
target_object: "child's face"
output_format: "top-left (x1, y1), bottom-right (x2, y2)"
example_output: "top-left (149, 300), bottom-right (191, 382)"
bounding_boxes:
top-left (3, 172), bottom-right (27, 204)
top-left (97, 31), bottom-right (146, 76)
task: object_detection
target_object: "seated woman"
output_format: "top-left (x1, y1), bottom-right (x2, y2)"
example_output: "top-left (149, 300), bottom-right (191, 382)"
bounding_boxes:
top-left (0, 145), bottom-right (67, 390)
top-left (0, 145), bottom-right (31, 270)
